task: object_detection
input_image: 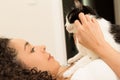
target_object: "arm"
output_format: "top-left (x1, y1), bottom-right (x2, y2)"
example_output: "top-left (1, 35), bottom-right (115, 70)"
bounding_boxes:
top-left (74, 13), bottom-right (120, 78)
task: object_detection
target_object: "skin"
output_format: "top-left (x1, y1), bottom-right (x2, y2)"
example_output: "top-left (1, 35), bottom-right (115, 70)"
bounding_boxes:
top-left (9, 38), bottom-right (61, 75)
top-left (9, 38), bottom-right (70, 80)
top-left (74, 13), bottom-right (120, 78)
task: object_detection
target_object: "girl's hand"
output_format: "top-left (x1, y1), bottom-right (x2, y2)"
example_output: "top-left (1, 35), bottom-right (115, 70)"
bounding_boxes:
top-left (74, 13), bottom-right (106, 51)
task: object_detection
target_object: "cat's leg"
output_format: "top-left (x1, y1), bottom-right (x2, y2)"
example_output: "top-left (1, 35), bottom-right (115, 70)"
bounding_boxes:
top-left (63, 56), bottom-right (92, 78)
top-left (68, 44), bottom-right (87, 64)
top-left (68, 52), bottom-right (84, 64)
top-left (68, 38), bottom-right (87, 64)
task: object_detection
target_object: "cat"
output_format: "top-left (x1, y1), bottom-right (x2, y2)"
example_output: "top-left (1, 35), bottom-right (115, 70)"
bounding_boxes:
top-left (63, 0), bottom-right (120, 78)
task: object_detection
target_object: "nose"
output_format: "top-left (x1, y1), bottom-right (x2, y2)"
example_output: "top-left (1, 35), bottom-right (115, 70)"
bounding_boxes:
top-left (35, 45), bottom-right (46, 53)
top-left (40, 45), bottom-right (46, 52)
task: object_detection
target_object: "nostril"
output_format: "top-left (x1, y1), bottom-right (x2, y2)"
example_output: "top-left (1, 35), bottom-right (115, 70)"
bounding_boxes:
top-left (40, 45), bottom-right (46, 51)
top-left (43, 47), bottom-right (46, 51)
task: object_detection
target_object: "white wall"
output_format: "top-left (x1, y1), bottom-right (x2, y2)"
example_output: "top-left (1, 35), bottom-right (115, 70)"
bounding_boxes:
top-left (114, 0), bottom-right (120, 25)
top-left (0, 0), bottom-right (67, 65)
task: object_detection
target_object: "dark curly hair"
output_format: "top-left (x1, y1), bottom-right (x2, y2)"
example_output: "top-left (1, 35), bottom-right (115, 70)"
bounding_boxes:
top-left (0, 37), bottom-right (56, 80)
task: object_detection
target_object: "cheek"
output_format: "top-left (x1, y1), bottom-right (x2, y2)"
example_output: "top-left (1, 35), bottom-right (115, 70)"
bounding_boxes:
top-left (31, 53), bottom-right (45, 62)
top-left (31, 54), bottom-right (49, 65)
top-left (30, 55), bottom-right (51, 70)
top-left (21, 54), bottom-right (45, 67)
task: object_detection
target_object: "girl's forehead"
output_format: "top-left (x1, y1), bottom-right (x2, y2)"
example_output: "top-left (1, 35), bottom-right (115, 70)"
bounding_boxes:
top-left (9, 38), bottom-right (27, 48)
top-left (10, 38), bottom-right (28, 45)
top-left (11, 38), bottom-right (26, 42)
top-left (9, 39), bottom-right (30, 54)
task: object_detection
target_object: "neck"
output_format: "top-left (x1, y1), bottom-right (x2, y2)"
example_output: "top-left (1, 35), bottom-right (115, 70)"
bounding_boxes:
top-left (56, 65), bottom-right (70, 80)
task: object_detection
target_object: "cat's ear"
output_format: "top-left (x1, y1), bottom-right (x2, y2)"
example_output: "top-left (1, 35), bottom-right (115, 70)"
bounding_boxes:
top-left (74, 0), bottom-right (83, 9)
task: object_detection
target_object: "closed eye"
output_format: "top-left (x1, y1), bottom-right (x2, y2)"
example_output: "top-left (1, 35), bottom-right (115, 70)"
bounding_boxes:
top-left (31, 47), bottom-right (35, 53)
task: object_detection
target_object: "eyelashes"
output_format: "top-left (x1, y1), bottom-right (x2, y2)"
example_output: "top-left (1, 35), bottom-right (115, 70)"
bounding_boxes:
top-left (31, 47), bottom-right (35, 53)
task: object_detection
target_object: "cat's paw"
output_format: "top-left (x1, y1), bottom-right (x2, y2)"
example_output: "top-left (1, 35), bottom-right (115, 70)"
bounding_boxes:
top-left (68, 58), bottom-right (75, 64)
top-left (63, 70), bottom-right (72, 78)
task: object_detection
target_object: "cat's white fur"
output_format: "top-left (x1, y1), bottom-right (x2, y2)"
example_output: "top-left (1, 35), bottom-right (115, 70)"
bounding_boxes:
top-left (63, 16), bottom-right (120, 78)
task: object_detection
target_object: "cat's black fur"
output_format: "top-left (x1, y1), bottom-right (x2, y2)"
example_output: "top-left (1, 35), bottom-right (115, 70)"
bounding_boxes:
top-left (67, 4), bottom-right (99, 23)
top-left (67, 3), bottom-right (120, 44)
top-left (110, 24), bottom-right (120, 43)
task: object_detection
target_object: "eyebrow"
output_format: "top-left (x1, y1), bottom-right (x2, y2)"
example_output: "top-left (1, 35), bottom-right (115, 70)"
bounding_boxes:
top-left (24, 42), bottom-right (29, 50)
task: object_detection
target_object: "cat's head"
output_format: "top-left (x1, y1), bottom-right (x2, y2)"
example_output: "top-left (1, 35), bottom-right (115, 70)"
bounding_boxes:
top-left (65, 0), bottom-right (98, 33)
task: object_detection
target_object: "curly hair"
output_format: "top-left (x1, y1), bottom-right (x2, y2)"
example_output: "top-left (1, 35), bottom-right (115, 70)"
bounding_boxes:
top-left (0, 37), bottom-right (56, 80)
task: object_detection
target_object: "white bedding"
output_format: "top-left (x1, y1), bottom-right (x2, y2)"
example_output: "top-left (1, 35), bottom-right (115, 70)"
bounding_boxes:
top-left (71, 59), bottom-right (119, 80)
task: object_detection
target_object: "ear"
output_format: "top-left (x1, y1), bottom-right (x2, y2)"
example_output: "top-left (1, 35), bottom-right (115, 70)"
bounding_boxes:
top-left (74, 0), bottom-right (83, 9)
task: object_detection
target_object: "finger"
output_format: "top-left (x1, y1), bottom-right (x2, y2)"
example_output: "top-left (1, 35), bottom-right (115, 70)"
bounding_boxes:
top-left (74, 20), bottom-right (83, 30)
top-left (85, 14), bottom-right (91, 22)
top-left (91, 17), bottom-right (97, 23)
top-left (74, 20), bottom-right (82, 26)
top-left (79, 13), bottom-right (87, 24)
top-left (92, 18), bottom-right (100, 26)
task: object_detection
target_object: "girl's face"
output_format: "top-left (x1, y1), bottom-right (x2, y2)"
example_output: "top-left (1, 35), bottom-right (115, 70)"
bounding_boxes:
top-left (9, 38), bottom-right (60, 75)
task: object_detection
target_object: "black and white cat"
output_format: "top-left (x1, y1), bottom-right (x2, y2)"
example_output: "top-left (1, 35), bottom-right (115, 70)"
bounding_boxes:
top-left (63, 0), bottom-right (120, 78)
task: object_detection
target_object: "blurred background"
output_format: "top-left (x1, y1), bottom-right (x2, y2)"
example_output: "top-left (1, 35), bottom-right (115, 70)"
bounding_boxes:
top-left (0, 0), bottom-right (67, 65)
